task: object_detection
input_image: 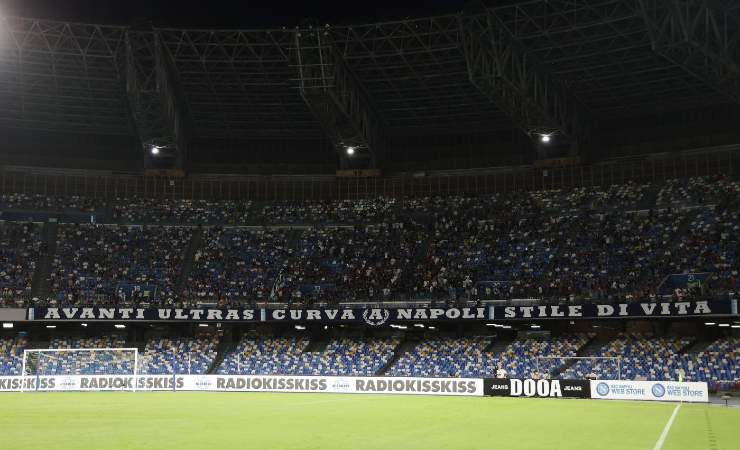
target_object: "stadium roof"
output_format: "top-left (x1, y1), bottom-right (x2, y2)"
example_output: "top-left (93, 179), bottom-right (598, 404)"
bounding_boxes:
top-left (0, 0), bottom-right (739, 169)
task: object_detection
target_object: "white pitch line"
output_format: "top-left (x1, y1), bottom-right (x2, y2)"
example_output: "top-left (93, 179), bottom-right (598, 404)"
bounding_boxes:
top-left (653, 403), bottom-right (681, 450)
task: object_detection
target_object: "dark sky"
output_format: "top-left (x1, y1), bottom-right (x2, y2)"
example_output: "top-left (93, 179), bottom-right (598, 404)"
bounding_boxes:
top-left (2, 0), bottom-right (468, 28)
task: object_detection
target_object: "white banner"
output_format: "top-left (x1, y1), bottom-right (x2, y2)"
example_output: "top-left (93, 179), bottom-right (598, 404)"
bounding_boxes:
top-left (0, 375), bottom-right (181, 392)
top-left (0, 375), bottom-right (483, 396)
top-left (590, 380), bottom-right (708, 403)
top-left (178, 375), bottom-right (484, 396)
top-left (0, 376), bottom-right (29, 392)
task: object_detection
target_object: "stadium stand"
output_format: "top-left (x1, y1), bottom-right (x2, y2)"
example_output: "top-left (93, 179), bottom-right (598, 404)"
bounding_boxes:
top-left (559, 334), bottom-right (740, 389)
top-left (494, 334), bottom-right (593, 378)
top-left (0, 194), bottom-right (104, 213)
top-left (217, 335), bottom-right (308, 375)
top-left (0, 222), bottom-right (41, 306)
top-left (387, 337), bottom-right (495, 377)
top-left (2, 330), bottom-right (734, 390)
top-left (34, 336), bottom-right (134, 375)
top-left (138, 336), bottom-right (219, 375)
top-left (0, 176), bottom-right (735, 306)
top-left (387, 335), bottom-right (592, 378)
top-left (184, 227), bottom-right (293, 304)
top-left (0, 336), bottom-right (27, 376)
top-left (113, 198), bottom-right (253, 225)
top-left (217, 335), bottom-right (398, 376)
top-left (50, 224), bottom-right (190, 305)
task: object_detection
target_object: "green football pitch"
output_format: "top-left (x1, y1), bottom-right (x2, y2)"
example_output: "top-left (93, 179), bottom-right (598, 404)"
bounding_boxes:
top-left (0, 393), bottom-right (737, 450)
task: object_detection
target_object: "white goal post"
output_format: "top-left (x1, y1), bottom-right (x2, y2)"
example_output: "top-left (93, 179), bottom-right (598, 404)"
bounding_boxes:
top-left (535, 356), bottom-right (622, 380)
top-left (21, 348), bottom-right (139, 392)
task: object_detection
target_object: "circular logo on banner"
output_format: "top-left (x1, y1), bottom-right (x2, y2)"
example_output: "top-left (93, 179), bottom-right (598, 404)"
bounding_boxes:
top-left (596, 382), bottom-right (610, 396)
top-left (331, 378), bottom-right (352, 392)
top-left (362, 309), bottom-right (390, 327)
top-left (652, 383), bottom-right (666, 398)
top-left (60, 377), bottom-right (77, 389)
top-left (195, 376), bottom-right (213, 390)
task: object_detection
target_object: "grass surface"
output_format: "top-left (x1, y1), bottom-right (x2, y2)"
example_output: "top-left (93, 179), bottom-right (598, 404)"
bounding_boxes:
top-left (0, 393), bottom-right (737, 449)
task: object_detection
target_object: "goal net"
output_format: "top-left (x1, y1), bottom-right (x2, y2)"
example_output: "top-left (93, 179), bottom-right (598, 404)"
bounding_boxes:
top-left (22, 348), bottom-right (139, 392)
top-left (536, 356), bottom-right (623, 380)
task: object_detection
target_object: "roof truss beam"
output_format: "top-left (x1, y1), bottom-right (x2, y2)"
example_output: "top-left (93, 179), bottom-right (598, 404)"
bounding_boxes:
top-left (292, 26), bottom-right (387, 168)
top-left (460, 9), bottom-right (591, 149)
top-left (124, 30), bottom-right (194, 169)
top-left (637, 0), bottom-right (740, 103)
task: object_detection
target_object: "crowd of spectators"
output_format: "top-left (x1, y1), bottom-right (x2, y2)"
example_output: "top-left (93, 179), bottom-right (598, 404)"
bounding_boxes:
top-left (50, 224), bottom-right (190, 305)
top-left (257, 199), bottom-right (397, 224)
top-left (184, 227), bottom-right (293, 304)
top-left (285, 224), bottom-right (423, 303)
top-left (530, 182), bottom-right (650, 212)
top-left (657, 176), bottom-right (739, 206)
top-left (0, 194), bottom-right (104, 213)
top-left (113, 198), bottom-right (253, 225)
top-left (0, 222), bottom-right (41, 306)
top-left (0, 176), bottom-right (736, 306)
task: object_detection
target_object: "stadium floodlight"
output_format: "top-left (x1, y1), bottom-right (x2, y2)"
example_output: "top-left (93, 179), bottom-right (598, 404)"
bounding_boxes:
top-left (414, 324), bottom-right (425, 328)
top-left (390, 324), bottom-right (407, 330)
top-left (150, 145), bottom-right (160, 155)
top-left (704, 322), bottom-right (716, 326)
top-left (198, 323), bottom-right (209, 328)
top-left (531, 324), bottom-right (541, 329)
top-left (295, 325), bottom-right (306, 330)
top-left (114, 324), bottom-right (126, 329)
top-left (732, 325), bottom-right (740, 329)
top-left (485, 323), bottom-right (496, 327)
top-left (81, 323), bottom-right (88, 327)
top-left (46, 325), bottom-right (56, 329)
top-left (540, 134), bottom-right (551, 143)
top-left (2, 323), bottom-right (12, 329)
top-left (345, 146), bottom-right (356, 156)
top-left (718, 323), bottom-right (730, 327)
top-left (428, 326), bottom-right (436, 330)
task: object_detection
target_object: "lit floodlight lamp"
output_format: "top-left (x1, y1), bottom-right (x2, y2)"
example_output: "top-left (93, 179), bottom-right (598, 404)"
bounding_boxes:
top-left (150, 146), bottom-right (161, 155)
top-left (346, 146), bottom-right (356, 156)
top-left (540, 134), bottom-right (551, 143)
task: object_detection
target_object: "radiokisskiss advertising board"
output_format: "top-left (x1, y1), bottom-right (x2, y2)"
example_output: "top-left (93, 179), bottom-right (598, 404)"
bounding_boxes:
top-left (0, 375), bottom-right (483, 396)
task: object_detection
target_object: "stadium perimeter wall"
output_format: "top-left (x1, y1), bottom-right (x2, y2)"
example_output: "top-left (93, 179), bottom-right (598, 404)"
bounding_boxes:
top-left (0, 376), bottom-right (708, 402)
